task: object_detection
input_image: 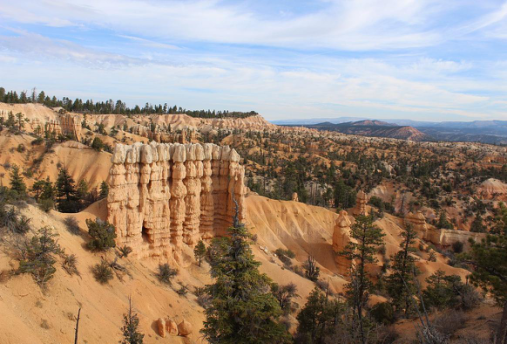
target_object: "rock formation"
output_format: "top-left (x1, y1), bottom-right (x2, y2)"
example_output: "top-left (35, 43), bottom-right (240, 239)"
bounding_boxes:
top-left (333, 210), bottom-right (352, 275)
top-left (156, 318), bottom-right (166, 337)
top-left (404, 211), bottom-right (428, 237)
top-left (292, 192), bottom-right (299, 202)
top-left (177, 319), bottom-right (193, 337)
top-left (45, 114), bottom-right (82, 141)
top-left (166, 319), bottom-right (178, 336)
top-left (107, 142), bottom-right (245, 260)
top-left (353, 190), bottom-right (367, 215)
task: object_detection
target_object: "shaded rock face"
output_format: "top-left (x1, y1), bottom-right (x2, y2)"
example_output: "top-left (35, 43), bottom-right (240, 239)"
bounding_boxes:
top-left (107, 142), bottom-right (245, 260)
top-left (332, 210), bottom-right (352, 275)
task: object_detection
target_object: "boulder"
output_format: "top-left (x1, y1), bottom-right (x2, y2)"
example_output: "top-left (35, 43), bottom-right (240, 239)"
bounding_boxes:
top-left (156, 318), bottom-right (166, 338)
top-left (177, 319), bottom-right (193, 337)
top-left (166, 319), bottom-right (178, 336)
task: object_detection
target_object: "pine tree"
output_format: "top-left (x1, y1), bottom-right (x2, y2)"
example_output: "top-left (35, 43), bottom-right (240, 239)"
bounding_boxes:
top-left (386, 224), bottom-right (419, 318)
top-left (339, 214), bottom-right (385, 344)
top-left (120, 296), bottom-right (144, 344)
top-left (470, 214), bottom-right (486, 233)
top-left (202, 218), bottom-right (290, 343)
top-left (10, 165), bottom-right (27, 197)
top-left (437, 211), bottom-right (453, 229)
top-left (99, 181), bottom-right (109, 199)
top-left (56, 168), bottom-right (79, 212)
top-left (296, 288), bottom-right (344, 344)
top-left (466, 225), bottom-right (507, 343)
top-left (193, 240), bottom-right (206, 266)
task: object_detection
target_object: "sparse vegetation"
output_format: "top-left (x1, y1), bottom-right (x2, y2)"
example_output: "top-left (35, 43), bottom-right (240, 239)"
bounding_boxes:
top-left (92, 260), bottom-right (114, 284)
top-left (155, 263), bottom-right (178, 285)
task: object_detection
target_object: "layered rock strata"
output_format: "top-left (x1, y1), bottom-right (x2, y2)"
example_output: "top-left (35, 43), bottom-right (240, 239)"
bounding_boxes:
top-left (107, 142), bottom-right (245, 259)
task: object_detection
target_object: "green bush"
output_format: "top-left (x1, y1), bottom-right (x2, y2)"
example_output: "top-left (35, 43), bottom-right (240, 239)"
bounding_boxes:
top-left (92, 261), bottom-right (113, 284)
top-left (156, 263), bottom-right (178, 285)
top-left (17, 227), bottom-right (61, 287)
top-left (86, 218), bottom-right (116, 251)
top-left (38, 198), bottom-right (54, 213)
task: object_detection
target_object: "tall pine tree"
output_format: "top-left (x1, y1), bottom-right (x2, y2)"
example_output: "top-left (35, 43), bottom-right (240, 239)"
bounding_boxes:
top-left (386, 224), bottom-right (419, 318)
top-left (339, 214), bottom-right (385, 344)
top-left (202, 217), bottom-right (290, 343)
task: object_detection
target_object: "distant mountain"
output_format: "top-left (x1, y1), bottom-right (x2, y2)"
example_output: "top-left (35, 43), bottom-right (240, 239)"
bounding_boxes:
top-left (274, 117), bottom-right (507, 144)
top-left (308, 120), bottom-right (429, 141)
top-left (272, 117), bottom-right (368, 125)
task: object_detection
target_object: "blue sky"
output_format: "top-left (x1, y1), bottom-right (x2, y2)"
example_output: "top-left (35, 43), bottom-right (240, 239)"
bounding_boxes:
top-left (1, 0), bottom-right (507, 121)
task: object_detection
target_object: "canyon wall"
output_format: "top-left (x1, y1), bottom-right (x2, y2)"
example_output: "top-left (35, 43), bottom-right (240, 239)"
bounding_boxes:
top-left (107, 142), bottom-right (245, 261)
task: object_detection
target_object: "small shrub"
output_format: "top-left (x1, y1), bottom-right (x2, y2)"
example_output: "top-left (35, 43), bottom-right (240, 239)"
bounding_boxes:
top-left (63, 216), bottom-right (80, 235)
top-left (176, 285), bottom-right (188, 296)
top-left (31, 137), bottom-right (44, 146)
top-left (16, 144), bottom-right (26, 153)
top-left (38, 198), bottom-right (54, 213)
top-left (86, 218), bottom-right (116, 251)
top-left (118, 245), bottom-right (133, 258)
top-left (62, 254), bottom-right (79, 276)
top-left (303, 255), bottom-right (320, 282)
top-left (17, 227), bottom-right (61, 288)
top-left (433, 310), bottom-right (467, 340)
top-left (428, 251), bottom-right (437, 262)
top-left (156, 263), bottom-right (178, 285)
top-left (92, 261), bottom-right (113, 284)
top-left (40, 319), bottom-right (50, 329)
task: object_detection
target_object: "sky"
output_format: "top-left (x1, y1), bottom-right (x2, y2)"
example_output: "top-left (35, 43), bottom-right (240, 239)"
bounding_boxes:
top-left (1, 1), bottom-right (507, 121)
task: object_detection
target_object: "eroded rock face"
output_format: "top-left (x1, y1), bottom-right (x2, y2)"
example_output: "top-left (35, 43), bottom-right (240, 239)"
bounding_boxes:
top-left (405, 211), bottom-right (428, 238)
top-left (333, 210), bottom-right (352, 275)
top-left (107, 142), bottom-right (245, 260)
top-left (353, 190), bottom-right (367, 215)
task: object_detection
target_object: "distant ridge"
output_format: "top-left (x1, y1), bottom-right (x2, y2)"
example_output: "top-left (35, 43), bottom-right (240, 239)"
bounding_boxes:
top-left (308, 120), bottom-right (429, 141)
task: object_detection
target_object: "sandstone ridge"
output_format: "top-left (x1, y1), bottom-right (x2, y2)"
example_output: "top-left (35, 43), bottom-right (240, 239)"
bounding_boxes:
top-left (107, 142), bottom-right (245, 261)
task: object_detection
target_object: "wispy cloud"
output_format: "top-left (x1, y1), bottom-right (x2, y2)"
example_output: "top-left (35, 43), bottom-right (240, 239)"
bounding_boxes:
top-left (0, 0), bottom-right (506, 120)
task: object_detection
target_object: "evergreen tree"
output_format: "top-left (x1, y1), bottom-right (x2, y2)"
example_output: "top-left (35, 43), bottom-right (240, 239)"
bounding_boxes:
top-left (86, 218), bottom-right (116, 251)
top-left (437, 211), bottom-right (453, 229)
top-left (40, 177), bottom-right (55, 201)
top-left (386, 224), bottom-right (419, 318)
top-left (466, 226), bottom-right (507, 343)
top-left (99, 181), bottom-right (109, 199)
top-left (470, 214), bottom-right (486, 233)
top-left (193, 240), bottom-right (206, 266)
top-left (422, 269), bottom-right (463, 310)
top-left (295, 288), bottom-right (344, 344)
top-left (120, 296), bottom-right (144, 344)
top-left (9, 165), bottom-right (27, 197)
top-left (56, 168), bottom-right (79, 212)
top-left (339, 214), bottom-right (385, 344)
top-left (202, 218), bottom-right (290, 343)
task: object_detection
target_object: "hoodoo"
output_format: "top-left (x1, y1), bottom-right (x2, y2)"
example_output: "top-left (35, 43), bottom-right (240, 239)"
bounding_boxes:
top-left (107, 142), bottom-right (246, 260)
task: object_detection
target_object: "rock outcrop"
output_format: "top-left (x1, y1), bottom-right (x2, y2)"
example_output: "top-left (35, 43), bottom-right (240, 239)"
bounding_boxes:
top-left (107, 142), bottom-right (245, 260)
top-left (353, 190), bottom-right (367, 215)
top-left (404, 211), bottom-right (428, 237)
top-left (332, 210), bottom-right (352, 275)
top-left (292, 192), bottom-right (299, 202)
